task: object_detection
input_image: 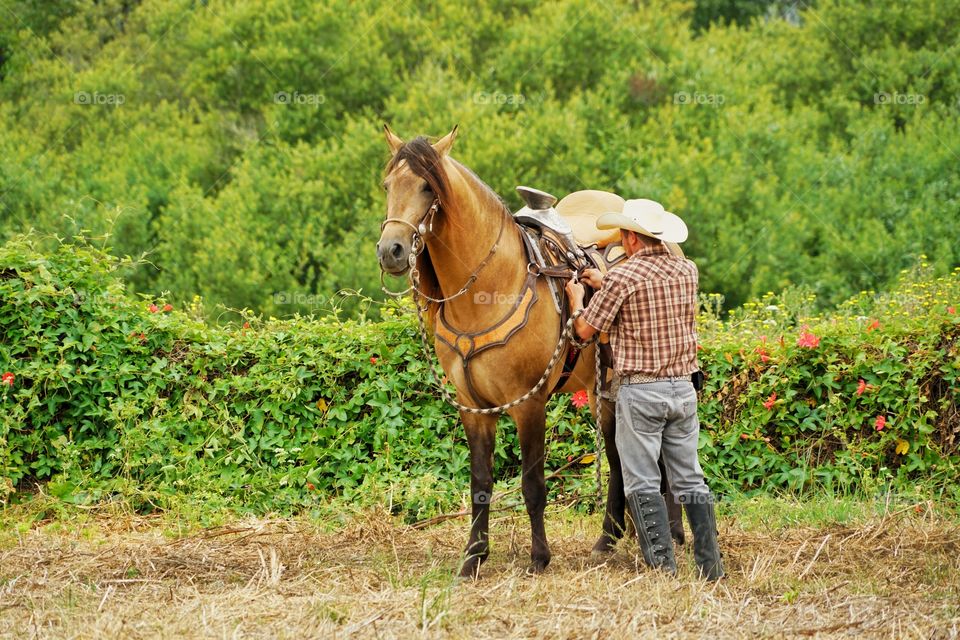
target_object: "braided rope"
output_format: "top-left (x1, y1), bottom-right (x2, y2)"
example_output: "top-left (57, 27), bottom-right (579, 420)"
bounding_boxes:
top-left (592, 341), bottom-right (605, 511)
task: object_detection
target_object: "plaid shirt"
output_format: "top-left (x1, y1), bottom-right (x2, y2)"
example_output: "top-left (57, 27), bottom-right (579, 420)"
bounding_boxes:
top-left (581, 243), bottom-right (699, 377)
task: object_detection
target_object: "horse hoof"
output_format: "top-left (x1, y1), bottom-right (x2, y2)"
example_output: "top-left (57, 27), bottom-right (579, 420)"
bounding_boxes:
top-left (458, 555), bottom-right (486, 580)
top-left (591, 535), bottom-right (618, 555)
top-left (527, 554), bottom-right (551, 574)
top-left (589, 549), bottom-right (614, 564)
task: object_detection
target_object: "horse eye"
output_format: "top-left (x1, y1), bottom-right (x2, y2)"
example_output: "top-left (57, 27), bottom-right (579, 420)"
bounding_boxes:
top-left (422, 183), bottom-right (432, 193)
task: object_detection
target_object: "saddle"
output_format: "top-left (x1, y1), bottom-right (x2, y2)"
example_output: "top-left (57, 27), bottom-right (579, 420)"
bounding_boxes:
top-left (515, 188), bottom-right (633, 313)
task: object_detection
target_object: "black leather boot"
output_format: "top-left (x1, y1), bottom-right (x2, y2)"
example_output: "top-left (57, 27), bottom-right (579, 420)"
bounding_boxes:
top-left (682, 493), bottom-right (724, 581)
top-left (626, 492), bottom-right (677, 575)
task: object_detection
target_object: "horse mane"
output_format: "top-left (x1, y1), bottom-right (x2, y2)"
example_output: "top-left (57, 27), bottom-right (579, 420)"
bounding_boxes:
top-left (384, 137), bottom-right (451, 330)
top-left (385, 137), bottom-right (451, 205)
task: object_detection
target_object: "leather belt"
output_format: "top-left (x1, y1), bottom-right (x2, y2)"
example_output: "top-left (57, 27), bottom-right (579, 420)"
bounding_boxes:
top-left (618, 373), bottom-right (691, 385)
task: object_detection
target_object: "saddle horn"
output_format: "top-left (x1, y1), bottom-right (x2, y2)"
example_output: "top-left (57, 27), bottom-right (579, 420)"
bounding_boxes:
top-left (517, 186), bottom-right (558, 211)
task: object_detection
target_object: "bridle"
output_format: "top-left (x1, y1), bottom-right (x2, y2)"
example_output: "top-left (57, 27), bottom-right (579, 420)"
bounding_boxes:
top-left (380, 196), bottom-right (508, 303)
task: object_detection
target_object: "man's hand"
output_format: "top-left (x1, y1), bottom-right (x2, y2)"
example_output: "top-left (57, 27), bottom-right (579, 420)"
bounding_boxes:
top-left (579, 268), bottom-right (604, 289)
top-left (566, 276), bottom-right (598, 342)
top-left (565, 277), bottom-right (585, 310)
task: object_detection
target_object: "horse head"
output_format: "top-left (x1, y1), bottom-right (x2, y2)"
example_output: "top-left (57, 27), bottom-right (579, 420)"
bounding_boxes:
top-left (377, 124), bottom-right (458, 275)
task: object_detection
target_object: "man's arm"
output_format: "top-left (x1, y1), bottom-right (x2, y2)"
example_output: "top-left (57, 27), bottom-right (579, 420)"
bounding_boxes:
top-left (565, 268), bottom-right (624, 342)
top-left (565, 277), bottom-right (599, 342)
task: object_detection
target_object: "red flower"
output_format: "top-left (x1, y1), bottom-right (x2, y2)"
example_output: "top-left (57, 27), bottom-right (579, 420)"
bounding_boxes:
top-left (874, 415), bottom-right (886, 431)
top-left (866, 319), bottom-right (880, 332)
top-left (696, 344), bottom-right (703, 351)
top-left (949, 306), bottom-right (956, 315)
top-left (370, 356), bottom-right (378, 364)
top-left (306, 482), bottom-right (316, 491)
top-left (1, 372), bottom-right (14, 387)
top-left (856, 379), bottom-right (868, 396)
top-left (162, 304), bottom-right (173, 312)
top-left (762, 392), bottom-right (777, 410)
top-left (797, 330), bottom-right (820, 349)
top-left (242, 321), bottom-right (251, 330)
top-left (571, 389), bottom-right (590, 410)
top-left (148, 304), bottom-right (159, 313)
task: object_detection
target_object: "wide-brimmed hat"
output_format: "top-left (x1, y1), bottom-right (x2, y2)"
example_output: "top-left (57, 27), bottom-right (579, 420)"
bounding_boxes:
top-left (596, 198), bottom-right (688, 244)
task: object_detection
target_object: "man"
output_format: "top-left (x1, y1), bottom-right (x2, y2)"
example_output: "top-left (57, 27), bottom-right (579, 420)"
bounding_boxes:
top-left (565, 198), bottom-right (723, 580)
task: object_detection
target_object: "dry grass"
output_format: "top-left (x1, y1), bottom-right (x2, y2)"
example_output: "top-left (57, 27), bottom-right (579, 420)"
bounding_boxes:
top-left (1, 500), bottom-right (959, 639)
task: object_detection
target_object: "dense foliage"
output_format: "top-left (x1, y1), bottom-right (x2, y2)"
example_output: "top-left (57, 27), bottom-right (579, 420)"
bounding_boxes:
top-left (2, 237), bottom-right (958, 516)
top-left (2, 0), bottom-right (959, 320)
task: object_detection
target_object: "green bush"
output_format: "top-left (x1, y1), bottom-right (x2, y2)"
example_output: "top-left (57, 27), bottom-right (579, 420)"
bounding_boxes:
top-left (2, 0), bottom-right (959, 319)
top-left (2, 238), bottom-right (958, 515)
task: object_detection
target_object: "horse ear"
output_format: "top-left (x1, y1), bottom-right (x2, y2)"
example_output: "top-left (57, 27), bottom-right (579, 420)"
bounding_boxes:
top-left (383, 124), bottom-right (404, 154)
top-left (432, 125), bottom-right (459, 156)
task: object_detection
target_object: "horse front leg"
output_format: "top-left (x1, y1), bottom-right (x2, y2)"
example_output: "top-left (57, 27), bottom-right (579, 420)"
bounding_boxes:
top-left (459, 411), bottom-right (498, 579)
top-left (508, 401), bottom-right (551, 573)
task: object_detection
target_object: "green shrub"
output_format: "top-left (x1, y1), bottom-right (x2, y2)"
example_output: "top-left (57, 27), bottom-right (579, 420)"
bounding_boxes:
top-left (1, 238), bottom-right (957, 515)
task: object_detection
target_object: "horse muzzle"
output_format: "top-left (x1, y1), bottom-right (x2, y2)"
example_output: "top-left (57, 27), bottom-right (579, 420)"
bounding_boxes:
top-left (377, 238), bottom-right (412, 275)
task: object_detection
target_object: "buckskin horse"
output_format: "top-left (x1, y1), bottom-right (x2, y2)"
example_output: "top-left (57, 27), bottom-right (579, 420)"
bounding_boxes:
top-left (377, 125), bottom-right (682, 578)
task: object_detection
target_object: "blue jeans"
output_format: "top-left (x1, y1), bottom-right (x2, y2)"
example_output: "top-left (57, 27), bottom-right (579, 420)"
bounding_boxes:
top-left (615, 380), bottom-right (710, 497)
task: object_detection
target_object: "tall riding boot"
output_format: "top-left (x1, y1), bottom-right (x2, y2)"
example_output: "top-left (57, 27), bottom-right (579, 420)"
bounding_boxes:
top-left (682, 493), bottom-right (724, 581)
top-left (626, 492), bottom-right (677, 575)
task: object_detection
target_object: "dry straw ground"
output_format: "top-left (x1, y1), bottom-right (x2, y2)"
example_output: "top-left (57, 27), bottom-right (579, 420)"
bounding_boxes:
top-left (1, 499), bottom-right (958, 639)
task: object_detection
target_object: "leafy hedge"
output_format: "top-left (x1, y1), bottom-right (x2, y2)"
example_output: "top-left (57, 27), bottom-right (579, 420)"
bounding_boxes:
top-left (1, 237), bottom-right (958, 516)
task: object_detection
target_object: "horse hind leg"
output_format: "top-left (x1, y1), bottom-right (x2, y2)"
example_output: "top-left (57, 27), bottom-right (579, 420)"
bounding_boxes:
top-left (592, 395), bottom-right (627, 555)
top-left (660, 455), bottom-right (686, 545)
top-left (459, 411), bottom-right (497, 579)
top-left (508, 400), bottom-right (551, 573)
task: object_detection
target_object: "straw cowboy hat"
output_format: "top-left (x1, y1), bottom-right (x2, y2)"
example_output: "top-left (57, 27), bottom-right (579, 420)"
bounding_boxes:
top-left (596, 198), bottom-right (688, 244)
